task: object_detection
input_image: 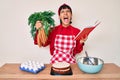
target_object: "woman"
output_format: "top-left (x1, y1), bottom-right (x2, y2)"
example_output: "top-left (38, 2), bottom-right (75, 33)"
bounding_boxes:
top-left (34, 4), bottom-right (87, 63)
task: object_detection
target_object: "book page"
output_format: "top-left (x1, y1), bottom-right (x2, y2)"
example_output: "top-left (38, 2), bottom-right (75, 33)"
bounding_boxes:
top-left (74, 21), bottom-right (101, 40)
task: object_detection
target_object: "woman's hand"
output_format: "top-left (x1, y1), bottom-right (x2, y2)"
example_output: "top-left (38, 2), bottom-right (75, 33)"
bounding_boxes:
top-left (80, 35), bottom-right (88, 44)
top-left (35, 21), bottom-right (43, 30)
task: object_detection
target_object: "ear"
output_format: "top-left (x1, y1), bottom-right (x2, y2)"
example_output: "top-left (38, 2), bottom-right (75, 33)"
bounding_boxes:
top-left (59, 16), bottom-right (62, 23)
top-left (59, 15), bottom-right (61, 20)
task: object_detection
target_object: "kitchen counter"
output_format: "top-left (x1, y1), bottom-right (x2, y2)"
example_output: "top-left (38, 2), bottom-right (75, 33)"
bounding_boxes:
top-left (0, 63), bottom-right (120, 80)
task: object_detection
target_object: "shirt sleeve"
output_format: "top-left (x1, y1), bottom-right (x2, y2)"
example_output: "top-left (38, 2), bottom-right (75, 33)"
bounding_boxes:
top-left (34, 30), bottom-right (38, 45)
top-left (73, 28), bottom-right (84, 56)
top-left (73, 40), bottom-right (84, 56)
top-left (46, 28), bottom-right (56, 55)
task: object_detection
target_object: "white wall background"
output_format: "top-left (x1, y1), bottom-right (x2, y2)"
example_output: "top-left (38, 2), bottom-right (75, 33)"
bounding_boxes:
top-left (0, 0), bottom-right (120, 67)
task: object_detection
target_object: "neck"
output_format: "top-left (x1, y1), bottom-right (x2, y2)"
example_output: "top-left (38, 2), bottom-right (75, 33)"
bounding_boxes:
top-left (62, 24), bottom-right (70, 27)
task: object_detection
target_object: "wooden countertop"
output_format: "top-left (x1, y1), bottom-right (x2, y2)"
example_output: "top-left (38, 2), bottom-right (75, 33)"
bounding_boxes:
top-left (0, 63), bottom-right (120, 80)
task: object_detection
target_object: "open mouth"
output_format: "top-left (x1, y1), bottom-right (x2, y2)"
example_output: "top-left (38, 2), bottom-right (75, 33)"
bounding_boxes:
top-left (64, 17), bottom-right (69, 22)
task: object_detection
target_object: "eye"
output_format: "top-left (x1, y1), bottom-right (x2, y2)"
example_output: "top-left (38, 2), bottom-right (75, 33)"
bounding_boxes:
top-left (66, 10), bottom-right (71, 13)
top-left (60, 10), bottom-right (65, 14)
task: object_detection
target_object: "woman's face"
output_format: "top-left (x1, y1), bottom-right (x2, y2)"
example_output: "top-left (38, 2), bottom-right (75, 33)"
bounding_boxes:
top-left (59, 8), bottom-right (72, 27)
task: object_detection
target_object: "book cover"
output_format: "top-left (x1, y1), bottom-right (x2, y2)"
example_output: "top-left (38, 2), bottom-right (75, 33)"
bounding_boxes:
top-left (74, 21), bottom-right (101, 40)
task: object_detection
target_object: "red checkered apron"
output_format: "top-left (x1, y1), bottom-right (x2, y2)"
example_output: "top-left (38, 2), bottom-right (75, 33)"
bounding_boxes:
top-left (51, 34), bottom-right (76, 63)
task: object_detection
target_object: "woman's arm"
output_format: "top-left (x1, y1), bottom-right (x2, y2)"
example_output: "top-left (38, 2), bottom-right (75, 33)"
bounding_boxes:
top-left (73, 35), bottom-right (87, 56)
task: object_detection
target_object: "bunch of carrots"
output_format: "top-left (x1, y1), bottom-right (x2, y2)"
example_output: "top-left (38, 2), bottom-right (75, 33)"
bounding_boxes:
top-left (28, 11), bottom-right (55, 47)
top-left (37, 27), bottom-right (48, 47)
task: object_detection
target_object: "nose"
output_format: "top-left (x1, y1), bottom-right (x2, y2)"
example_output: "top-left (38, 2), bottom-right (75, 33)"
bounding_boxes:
top-left (64, 11), bottom-right (67, 15)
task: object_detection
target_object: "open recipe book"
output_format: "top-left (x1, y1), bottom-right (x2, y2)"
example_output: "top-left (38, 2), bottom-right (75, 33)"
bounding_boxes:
top-left (74, 21), bottom-right (101, 40)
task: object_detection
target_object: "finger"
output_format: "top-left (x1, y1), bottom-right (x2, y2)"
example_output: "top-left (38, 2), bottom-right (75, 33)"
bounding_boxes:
top-left (80, 40), bottom-right (85, 44)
